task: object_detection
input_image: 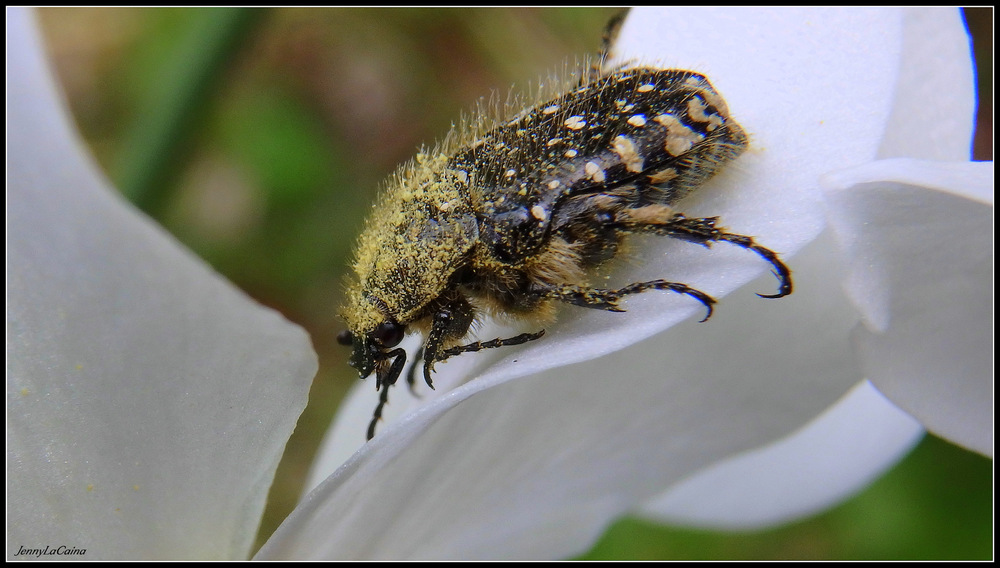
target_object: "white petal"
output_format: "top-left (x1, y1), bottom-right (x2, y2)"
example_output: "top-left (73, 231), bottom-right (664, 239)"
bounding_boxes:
top-left (822, 159), bottom-right (993, 456)
top-left (7, 8), bottom-right (317, 560)
top-left (633, 6), bottom-right (985, 526)
top-left (264, 9), bottom-right (907, 559)
top-left (877, 8), bottom-right (976, 160)
top-left (261, 232), bottom-right (870, 560)
top-left (639, 380), bottom-right (923, 528)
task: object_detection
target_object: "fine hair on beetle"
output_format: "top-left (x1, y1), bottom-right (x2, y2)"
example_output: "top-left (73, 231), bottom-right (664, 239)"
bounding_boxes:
top-left (337, 17), bottom-right (792, 440)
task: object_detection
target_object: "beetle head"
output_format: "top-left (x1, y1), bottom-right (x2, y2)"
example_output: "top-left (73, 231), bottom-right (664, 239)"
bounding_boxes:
top-left (337, 319), bottom-right (407, 388)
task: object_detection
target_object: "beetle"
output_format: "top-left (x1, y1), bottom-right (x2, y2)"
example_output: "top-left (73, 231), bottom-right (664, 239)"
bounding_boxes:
top-left (338, 62), bottom-right (792, 440)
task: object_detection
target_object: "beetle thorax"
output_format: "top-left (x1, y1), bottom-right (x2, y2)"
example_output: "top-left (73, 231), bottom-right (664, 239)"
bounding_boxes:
top-left (342, 156), bottom-right (480, 335)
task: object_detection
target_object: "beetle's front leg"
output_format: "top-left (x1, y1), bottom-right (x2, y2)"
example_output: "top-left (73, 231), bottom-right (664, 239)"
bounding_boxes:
top-left (420, 295), bottom-right (476, 390)
top-left (367, 346), bottom-right (407, 441)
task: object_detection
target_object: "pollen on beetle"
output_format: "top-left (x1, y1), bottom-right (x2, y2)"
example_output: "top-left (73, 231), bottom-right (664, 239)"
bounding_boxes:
top-left (564, 115), bottom-right (587, 130)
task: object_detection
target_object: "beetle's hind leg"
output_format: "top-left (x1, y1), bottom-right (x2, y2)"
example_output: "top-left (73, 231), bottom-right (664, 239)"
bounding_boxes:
top-left (579, 9), bottom-right (631, 86)
top-left (530, 204), bottom-right (791, 322)
top-left (534, 280), bottom-right (717, 322)
top-left (613, 206), bottom-right (793, 298)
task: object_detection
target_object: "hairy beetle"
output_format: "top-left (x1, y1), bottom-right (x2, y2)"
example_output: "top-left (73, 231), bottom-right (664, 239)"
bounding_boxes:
top-left (339, 51), bottom-right (792, 440)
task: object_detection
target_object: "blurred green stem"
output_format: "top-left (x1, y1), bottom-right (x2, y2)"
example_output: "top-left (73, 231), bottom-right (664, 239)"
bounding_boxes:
top-left (115, 8), bottom-right (265, 217)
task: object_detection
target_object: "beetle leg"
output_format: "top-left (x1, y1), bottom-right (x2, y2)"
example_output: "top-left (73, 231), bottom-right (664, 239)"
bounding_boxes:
top-left (405, 346), bottom-right (424, 395)
top-left (580, 9), bottom-right (630, 85)
top-left (420, 312), bottom-right (449, 391)
top-left (600, 9), bottom-right (628, 62)
top-left (437, 330), bottom-right (546, 364)
top-left (534, 281), bottom-right (716, 322)
top-left (420, 297), bottom-right (477, 390)
top-left (421, 304), bottom-right (544, 390)
top-left (367, 347), bottom-right (407, 441)
top-left (613, 208), bottom-right (793, 298)
top-left (367, 382), bottom-right (391, 441)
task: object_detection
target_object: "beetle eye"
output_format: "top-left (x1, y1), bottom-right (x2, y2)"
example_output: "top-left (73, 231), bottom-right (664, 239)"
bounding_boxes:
top-left (372, 321), bottom-right (404, 348)
top-left (336, 330), bottom-right (354, 346)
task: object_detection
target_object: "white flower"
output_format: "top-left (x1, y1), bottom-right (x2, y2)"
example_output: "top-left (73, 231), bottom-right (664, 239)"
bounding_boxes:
top-left (276, 7), bottom-right (989, 558)
top-left (8, 6), bottom-right (989, 561)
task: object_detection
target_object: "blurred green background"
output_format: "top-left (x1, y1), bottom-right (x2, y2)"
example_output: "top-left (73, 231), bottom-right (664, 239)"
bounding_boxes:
top-left (36, 7), bottom-right (992, 560)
